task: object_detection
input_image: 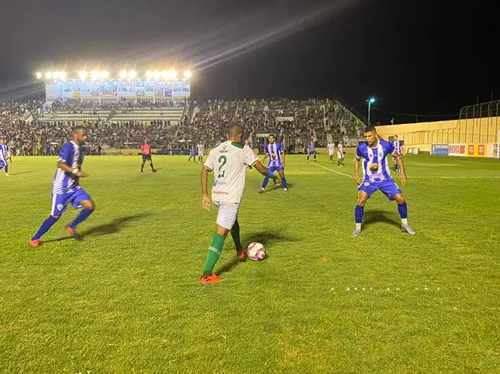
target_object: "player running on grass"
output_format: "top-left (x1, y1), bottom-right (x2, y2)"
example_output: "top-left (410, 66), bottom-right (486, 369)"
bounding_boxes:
top-left (200, 124), bottom-right (278, 284)
top-left (352, 126), bottom-right (415, 237)
top-left (30, 126), bottom-right (95, 246)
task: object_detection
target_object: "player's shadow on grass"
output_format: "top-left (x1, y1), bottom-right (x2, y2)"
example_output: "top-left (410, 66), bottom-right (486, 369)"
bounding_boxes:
top-left (10, 171), bottom-right (34, 176)
top-left (217, 231), bottom-right (298, 275)
top-left (363, 210), bottom-right (400, 230)
top-left (83, 212), bottom-right (154, 237)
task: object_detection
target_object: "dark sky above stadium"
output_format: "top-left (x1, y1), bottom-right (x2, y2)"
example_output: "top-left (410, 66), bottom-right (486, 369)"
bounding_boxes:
top-left (0, 0), bottom-right (496, 123)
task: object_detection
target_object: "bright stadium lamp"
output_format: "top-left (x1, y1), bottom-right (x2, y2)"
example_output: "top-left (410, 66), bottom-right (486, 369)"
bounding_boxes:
top-left (45, 72), bottom-right (52, 79)
top-left (183, 70), bottom-right (192, 79)
top-left (36, 72), bottom-right (42, 79)
top-left (167, 69), bottom-right (177, 79)
top-left (146, 71), bottom-right (153, 79)
top-left (79, 71), bottom-right (87, 80)
top-left (366, 97), bottom-right (376, 126)
top-left (128, 70), bottom-right (137, 79)
top-left (119, 70), bottom-right (128, 80)
top-left (153, 71), bottom-right (160, 80)
top-left (91, 71), bottom-right (100, 80)
top-left (161, 71), bottom-right (168, 79)
top-left (60, 72), bottom-right (67, 80)
top-left (101, 71), bottom-right (109, 79)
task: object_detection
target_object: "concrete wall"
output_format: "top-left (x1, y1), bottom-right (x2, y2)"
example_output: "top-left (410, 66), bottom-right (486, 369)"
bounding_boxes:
top-left (376, 116), bottom-right (500, 147)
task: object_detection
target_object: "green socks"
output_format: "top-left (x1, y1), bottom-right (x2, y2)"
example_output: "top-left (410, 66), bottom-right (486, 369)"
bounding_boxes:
top-left (231, 222), bottom-right (243, 252)
top-left (203, 234), bottom-right (225, 273)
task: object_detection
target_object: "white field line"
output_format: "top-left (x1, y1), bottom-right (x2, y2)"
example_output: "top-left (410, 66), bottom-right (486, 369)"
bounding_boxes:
top-left (311, 162), bottom-right (500, 179)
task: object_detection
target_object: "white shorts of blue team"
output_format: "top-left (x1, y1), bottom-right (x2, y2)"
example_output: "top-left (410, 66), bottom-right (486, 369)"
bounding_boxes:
top-left (213, 201), bottom-right (239, 230)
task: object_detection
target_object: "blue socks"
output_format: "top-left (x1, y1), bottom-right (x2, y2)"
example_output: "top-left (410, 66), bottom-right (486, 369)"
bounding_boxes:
top-left (281, 177), bottom-right (288, 189)
top-left (397, 202), bottom-right (408, 219)
top-left (261, 177), bottom-right (269, 189)
top-left (32, 216), bottom-right (59, 240)
top-left (4, 164), bottom-right (8, 173)
top-left (355, 205), bottom-right (364, 224)
top-left (69, 209), bottom-right (94, 229)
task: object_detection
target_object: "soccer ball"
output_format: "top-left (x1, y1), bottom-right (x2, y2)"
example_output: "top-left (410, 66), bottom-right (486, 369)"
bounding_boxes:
top-left (247, 242), bottom-right (266, 261)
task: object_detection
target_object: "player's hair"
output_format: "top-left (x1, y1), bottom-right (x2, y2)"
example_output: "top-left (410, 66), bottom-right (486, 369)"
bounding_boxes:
top-left (228, 124), bottom-right (244, 139)
top-left (269, 134), bottom-right (275, 138)
top-left (364, 125), bottom-right (377, 133)
top-left (73, 125), bottom-right (86, 134)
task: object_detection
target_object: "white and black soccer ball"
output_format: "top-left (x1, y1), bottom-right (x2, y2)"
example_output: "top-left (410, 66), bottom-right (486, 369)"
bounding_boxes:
top-left (247, 242), bottom-right (266, 261)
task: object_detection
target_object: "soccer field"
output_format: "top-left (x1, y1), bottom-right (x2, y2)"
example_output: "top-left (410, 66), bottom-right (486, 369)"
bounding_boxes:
top-left (1, 154), bottom-right (499, 373)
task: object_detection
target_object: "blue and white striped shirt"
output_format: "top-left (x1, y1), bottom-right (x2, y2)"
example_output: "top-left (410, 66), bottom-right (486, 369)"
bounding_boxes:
top-left (52, 141), bottom-right (84, 194)
top-left (265, 142), bottom-right (285, 168)
top-left (356, 139), bottom-right (395, 183)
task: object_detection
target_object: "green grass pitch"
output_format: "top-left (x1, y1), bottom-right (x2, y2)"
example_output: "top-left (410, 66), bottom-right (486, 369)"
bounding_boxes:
top-left (1, 154), bottom-right (499, 373)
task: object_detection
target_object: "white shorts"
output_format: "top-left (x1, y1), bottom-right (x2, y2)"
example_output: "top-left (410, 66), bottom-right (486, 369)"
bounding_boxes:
top-left (328, 152), bottom-right (334, 156)
top-left (337, 152), bottom-right (343, 158)
top-left (214, 201), bottom-right (240, 230)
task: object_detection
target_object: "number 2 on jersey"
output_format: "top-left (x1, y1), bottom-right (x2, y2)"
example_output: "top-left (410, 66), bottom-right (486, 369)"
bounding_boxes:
top-left (218, 155), bottom-right (227, 178)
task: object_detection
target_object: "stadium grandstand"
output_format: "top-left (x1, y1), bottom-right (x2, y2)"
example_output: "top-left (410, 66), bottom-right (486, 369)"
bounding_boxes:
top-left (0, 65), bottom-right (367, 155)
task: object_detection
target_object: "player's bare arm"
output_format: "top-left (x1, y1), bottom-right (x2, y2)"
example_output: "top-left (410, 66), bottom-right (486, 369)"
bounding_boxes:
top-left (253, 160), bottom-right (276, 178)
top-left (354, 157), bottom-right (361, 184)
top-left (281, 151), bottom-right (286, 169)
top-left (201, 167), bottom-right (211, 211)
top-left (392, 152), bottom-right (407, 185)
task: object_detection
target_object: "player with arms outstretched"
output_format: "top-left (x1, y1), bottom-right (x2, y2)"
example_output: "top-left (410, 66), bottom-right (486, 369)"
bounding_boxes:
top-left (30, 126), bottom-right (95, 246)
top-left (200, 124), bottom-right (278, 284)
top-left (258, 134), bottom-right (288, 193)
top-left (352, 126), bottom-right (415, 237)
top-left (140, 140), bottom-right (157, 172)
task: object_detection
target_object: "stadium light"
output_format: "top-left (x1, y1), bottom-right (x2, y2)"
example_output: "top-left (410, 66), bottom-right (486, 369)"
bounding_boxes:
top-left (119, 70), bottom-right (128, 80)
top-left (167, 69), bottom-right (177, 79)
top-left (45, 72), bottom-right (52, 79)
top-left (101, 71), bottom-right (109, 79)
top-left (183, 70), bottom-right (192, 79)
top-left (128, 70), bottom-right (137, 79)
top-left (79, 71), bottom-right (87, 80)
top-left (91, 71), bottom-right (100, 80)
top-left (153, 71), bottom-right (160, 80)
top-left (367, 97), bottom-right (376, 126)
top-left (36, 72), bottom-right (42, 79)
top-left (161, 71), bottom-right (168, 79)
top-left (146, 71), bottom-right (153, 79)
top-left (59, 72), bottom-right (67, 80)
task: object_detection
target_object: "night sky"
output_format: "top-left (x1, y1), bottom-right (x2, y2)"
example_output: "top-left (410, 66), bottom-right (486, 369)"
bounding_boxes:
top-left (0, 0), bottom-right (496, 123)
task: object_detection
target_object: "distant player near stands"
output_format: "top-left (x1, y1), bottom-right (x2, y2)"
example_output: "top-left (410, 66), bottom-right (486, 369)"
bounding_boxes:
top-left (352, 126), bottom-right (415, 237)
top-left (0, 139), bottom-right (9, 176)
top-left (30, 126), bottom-right (95, 247)
top-left (327, 141), bottom-right (335, 163)
top-left (197, 142), bottom-right (205, 163)
top-left (200, 124), bottom-right (278, 284)
top-left (140, 140), bottom-right (157, 172)
top-left (188, 143), bottom-right (197, 162)
top-left (258, 134), bottom-right (288, 193)
top-left (306, 138), bottom-right (317, 162)
top-left (392, 135), bottom-right (402, 172)
top-left (337, 141), bottom-right (345, 167)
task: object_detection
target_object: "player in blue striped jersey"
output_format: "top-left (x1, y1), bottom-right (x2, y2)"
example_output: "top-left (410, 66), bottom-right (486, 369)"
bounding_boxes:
top-left (392, 135), bottom-right (402, 172)
top-left (352, 126), bottom-right (415, 237)
top-left (0, 139), bottom-right (9, 176)
top-left (30, 126), bottom-right (95, 246)
top-left (306, 138), bottom-right (317, 162)
top-left (258, 134), bottom-right (288, 193)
